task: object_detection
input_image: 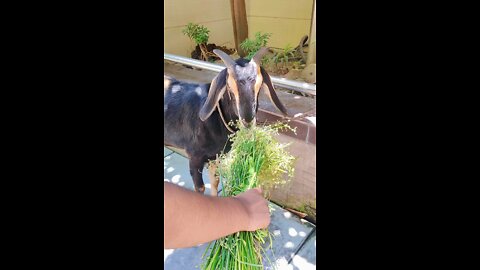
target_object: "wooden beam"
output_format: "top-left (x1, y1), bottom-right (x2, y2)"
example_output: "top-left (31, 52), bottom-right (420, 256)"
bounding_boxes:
top-left (307, 1), bottom-right (316, 65)
top-left (230, 0), bottom-right (248, 57)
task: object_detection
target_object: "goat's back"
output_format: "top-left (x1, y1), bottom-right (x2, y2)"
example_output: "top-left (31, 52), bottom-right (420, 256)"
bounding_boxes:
top-left (164, 79), bottom-right (229, 158)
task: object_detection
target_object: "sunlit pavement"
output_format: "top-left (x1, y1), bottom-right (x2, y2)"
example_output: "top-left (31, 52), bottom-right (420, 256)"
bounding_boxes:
top-left (164, 147), bottom-right (316, 269)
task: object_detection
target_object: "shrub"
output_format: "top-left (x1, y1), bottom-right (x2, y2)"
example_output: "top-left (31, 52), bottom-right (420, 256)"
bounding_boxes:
top-left (240, 32), bottom-right (271, 60)
top-left (182, 23), bottom-right (210, 45)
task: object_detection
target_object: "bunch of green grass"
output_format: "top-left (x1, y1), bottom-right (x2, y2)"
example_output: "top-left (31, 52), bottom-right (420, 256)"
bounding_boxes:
top-left (201, 122), bottom-right (296, 270)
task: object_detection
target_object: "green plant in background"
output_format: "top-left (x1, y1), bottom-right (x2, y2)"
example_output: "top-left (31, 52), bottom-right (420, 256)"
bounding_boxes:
top-left (267, 44), bottom-right (300, 74)
top-left (201, 122), bottom-right (296, 270)
top-left (182, 22), bottom-right (210, 45)
top-left (271, 44), bottom-right (296, 65)
top-left (240, 32), bottom-right (271, 61)
top-left (182, 22), bottom-right (210, 60)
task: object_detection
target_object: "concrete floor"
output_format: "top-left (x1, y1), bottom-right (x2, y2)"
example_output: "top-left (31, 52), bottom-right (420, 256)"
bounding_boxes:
top-left (164, 148), bottom-right (316, 269)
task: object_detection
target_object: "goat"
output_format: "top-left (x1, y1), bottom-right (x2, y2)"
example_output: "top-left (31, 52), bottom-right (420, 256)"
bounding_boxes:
top-left (164, 48), bottom-right (288, 195)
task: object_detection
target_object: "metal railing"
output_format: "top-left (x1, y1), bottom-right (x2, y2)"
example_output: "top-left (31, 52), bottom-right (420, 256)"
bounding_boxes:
top-left (164, 53), bottom-right (316, 96)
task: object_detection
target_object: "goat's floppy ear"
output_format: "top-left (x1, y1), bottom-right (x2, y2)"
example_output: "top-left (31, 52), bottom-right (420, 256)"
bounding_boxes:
top-left (260, 67), bottom-right (288, 116)
top-left (199, 69), bottom-right (227, 121)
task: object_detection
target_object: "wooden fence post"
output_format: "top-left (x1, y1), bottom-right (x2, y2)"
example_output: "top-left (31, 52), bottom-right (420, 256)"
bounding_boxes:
top-left (307, 1), bottom-right (316, 65)
top-left (230, 0), bottom-right (248, 57)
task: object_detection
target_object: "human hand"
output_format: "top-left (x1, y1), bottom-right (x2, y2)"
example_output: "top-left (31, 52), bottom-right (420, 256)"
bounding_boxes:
top-left (234, 188), bottom-right (271, 231)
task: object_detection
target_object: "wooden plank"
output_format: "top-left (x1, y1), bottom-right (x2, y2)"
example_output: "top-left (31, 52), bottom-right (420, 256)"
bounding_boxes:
top-left (230, 0), bottom-right (248, 57)
top-left (306, 1), bottom-right (316, 65)
top-left (269, 133), bottom-right (316, 222)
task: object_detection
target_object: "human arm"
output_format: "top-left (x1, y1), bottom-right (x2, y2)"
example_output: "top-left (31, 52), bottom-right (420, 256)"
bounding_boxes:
top-left (164, 182), bottom-right (270, 249)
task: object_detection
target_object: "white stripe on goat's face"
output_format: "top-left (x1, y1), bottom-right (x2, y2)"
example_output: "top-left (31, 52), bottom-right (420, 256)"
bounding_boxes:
top-left (226, 62), bottom-right (262, 127)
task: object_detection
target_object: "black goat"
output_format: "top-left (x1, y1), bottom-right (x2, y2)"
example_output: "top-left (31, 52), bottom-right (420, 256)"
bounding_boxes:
top-left (164, 48), bottom-right (287, 195)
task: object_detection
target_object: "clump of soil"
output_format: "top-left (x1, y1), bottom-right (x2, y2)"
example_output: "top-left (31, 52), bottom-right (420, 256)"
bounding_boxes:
top-left (264, 62), bottom-right (299, 76)
top-left (191, 43), bottom-right (236, 62)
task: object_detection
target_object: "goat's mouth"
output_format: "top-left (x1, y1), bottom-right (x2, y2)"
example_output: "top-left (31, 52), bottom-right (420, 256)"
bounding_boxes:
top-left (240, 118), bottom-right (256, 128)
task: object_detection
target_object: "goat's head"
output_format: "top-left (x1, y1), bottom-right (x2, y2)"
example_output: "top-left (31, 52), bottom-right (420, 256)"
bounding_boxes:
top-left (199, 47), bottom-right (288, 127)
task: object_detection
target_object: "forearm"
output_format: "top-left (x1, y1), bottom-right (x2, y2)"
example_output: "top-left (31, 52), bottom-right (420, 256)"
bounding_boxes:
top-left (164, 182), bottom-right (248, 249)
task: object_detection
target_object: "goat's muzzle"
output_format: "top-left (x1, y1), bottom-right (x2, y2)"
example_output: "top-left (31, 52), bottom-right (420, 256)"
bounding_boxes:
top-left (241, 118), bottom-right (256, 128)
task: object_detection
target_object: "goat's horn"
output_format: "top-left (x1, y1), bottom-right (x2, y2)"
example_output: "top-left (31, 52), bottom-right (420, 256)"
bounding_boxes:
top-left (251, 47), bottom-right (269, 65)
top-left (213, 49), bottom-right (236, 69)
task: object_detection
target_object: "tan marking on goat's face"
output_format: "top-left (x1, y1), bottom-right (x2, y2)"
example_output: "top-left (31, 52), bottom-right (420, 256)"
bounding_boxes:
top-left (254, 65), bottom-right (263, 97)
top-left (227, 71), bottom-right (242, 117)
top-left (227, 71), bottom-right (239, 99)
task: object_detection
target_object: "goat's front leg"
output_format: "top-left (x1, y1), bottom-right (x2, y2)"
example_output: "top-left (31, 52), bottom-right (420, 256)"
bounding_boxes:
top-left (189, 157), bottom-right (205, 194)
top-left (208, 161), bottom-right (220, 196)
